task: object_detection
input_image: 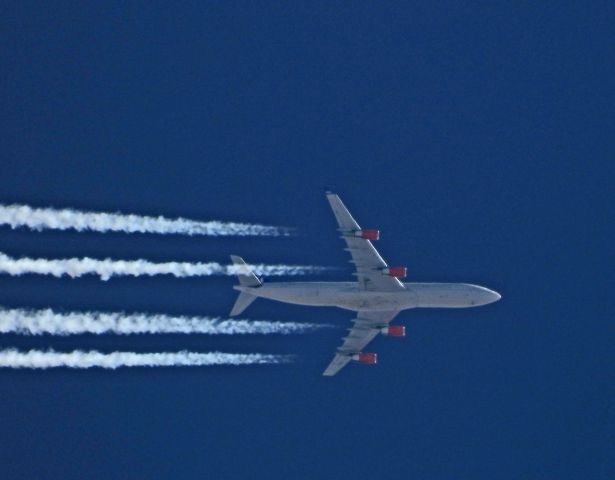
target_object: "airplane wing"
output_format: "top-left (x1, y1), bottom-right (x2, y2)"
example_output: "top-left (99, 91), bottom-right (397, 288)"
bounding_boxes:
top-left (323, 310), bottom-right (401, 376)
top-left (326, 193), bottom-right (404, 292)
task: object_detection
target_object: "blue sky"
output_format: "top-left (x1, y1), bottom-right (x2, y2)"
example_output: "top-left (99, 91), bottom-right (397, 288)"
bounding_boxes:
top-left (0, 2), bottom-right (613, 479)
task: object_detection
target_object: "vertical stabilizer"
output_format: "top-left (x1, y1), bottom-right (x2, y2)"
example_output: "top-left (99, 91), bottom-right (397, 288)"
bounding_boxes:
top-left (230, 255), bottom-right (262, 287)
top-left (229, 255), bottom-right (261, 316)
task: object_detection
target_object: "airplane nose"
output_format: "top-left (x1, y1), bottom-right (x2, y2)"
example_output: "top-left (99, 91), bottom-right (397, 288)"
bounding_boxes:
top-left (486, 289), bottom-right (501, 303)
top-left (468, 286), bottom-right (501, 306)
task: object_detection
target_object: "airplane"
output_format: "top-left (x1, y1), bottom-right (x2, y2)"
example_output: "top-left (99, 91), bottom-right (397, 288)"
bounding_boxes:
top-left (229, 192), bottom-right (501, 376)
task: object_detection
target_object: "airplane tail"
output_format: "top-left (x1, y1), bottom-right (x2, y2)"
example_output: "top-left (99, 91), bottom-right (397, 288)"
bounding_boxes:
top-left (229, 255), bottom-right (261, 316)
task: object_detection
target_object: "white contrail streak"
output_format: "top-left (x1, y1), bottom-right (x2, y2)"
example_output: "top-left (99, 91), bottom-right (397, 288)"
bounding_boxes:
top-left (0, 307), bottom-right (328, 335)
top-left (0, 252), bottom-right (326, 280)
top-left (0, 349), bottom-right (291, 369)
top-left (0, 204), bottom-right (288, 236)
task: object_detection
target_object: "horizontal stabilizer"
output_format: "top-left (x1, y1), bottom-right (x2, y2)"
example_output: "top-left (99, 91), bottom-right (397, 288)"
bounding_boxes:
top-left (230, 292), bottom-right (257, 317)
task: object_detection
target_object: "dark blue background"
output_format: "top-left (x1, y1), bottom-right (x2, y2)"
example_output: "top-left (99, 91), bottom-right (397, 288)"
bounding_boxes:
top-left (1, 2), bottom-right (613, 479)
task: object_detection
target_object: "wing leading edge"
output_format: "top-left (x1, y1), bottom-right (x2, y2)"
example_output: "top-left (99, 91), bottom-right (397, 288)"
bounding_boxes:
top-left (323, 193), bottom-right (406, 376)
top-left (323, 310), bottom-right (401, 376)
top-left (326, 193), bottom-right (404, 292)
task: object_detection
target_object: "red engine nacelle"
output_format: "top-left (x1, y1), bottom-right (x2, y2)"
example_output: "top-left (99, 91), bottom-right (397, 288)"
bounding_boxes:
top-left (352, 352), bottom-right (378, 365)
top-left (382, 267), bottom-right (407, 278)
top-left (354, 229), bottom-right (380, 241)
top-left (380, 325), bottom-right (405, 337)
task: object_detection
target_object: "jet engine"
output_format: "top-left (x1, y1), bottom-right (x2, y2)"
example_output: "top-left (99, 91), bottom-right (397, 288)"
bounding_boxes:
top-left (382, 267), bottom-right (407, 278)
top-left (352, 352), bottom-right (377, 364)
top-left (380, 325), bottom-right (405, 337)
top-left (354, 229), bottom-right (380, 241)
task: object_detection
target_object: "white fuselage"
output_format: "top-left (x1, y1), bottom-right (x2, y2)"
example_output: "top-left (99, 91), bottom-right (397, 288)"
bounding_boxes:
top-left (235, 282), bottom-right (501, 312)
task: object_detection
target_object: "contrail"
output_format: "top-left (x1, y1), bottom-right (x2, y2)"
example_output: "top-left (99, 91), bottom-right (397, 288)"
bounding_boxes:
top-left (0, 204), bottom-right (289, 236)
top-left (0, 349), bottom-right (291, 369)
top-left (0, 252), bottom-right (327, 281)
top-left (0, 307), bottom-right (329, 335)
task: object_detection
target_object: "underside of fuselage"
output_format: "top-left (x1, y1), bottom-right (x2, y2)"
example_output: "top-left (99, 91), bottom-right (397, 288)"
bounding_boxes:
top-left (229, 193), bottom-right (502, 377)
top-left (234, 281), bottom-right (501, 312)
